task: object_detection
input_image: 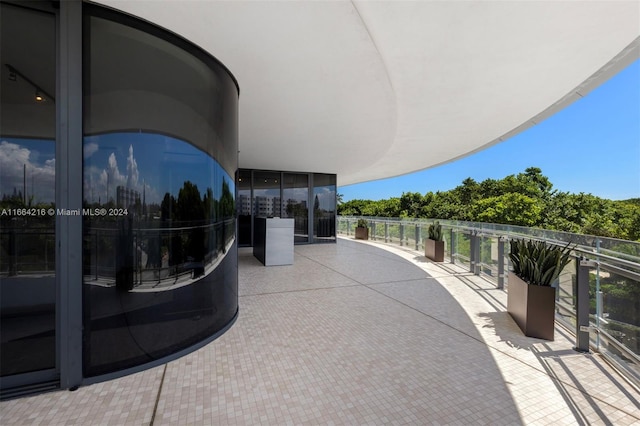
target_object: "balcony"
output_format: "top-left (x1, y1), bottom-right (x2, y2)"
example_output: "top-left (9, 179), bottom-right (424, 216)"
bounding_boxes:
top-left (340, 217), bottom-right (640, 383)
top-left (1, 231), bottom-right (639, 424)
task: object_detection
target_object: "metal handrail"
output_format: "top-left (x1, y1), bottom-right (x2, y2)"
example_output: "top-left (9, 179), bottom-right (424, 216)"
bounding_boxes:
top-left (338, 215), bottom-right (640, 385)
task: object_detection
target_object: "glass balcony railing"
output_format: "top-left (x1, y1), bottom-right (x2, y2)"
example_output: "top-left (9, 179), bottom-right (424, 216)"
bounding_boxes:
top-left (338, 216), bottom-right (640, 387)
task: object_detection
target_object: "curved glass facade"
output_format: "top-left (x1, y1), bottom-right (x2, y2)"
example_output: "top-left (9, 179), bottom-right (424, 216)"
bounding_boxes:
top-left (82, 9), bottom-right (238, 376)
top-left (0, 2), bottom-right (57, 379)
top-left (0, 0), bottom-right (238, 397)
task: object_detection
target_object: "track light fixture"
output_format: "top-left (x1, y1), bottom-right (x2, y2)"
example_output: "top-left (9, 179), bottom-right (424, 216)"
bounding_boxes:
top-left (5, 63), bottom-right (55, 102)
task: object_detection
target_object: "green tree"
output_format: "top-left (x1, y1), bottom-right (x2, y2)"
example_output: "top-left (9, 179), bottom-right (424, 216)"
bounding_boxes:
top-left (452, 177), bottom-right (480, 205)
top-left (399, 192), bottom-right (424, 218)
top-left (337, 167), bottom-right (639, 242)
top-left (423, 191), bottom-right (465, 220)
top-left (523, 166), bottom-right (553, 194)
top-left (338, 199), bottom-right (374, 216)
top-left (471, 193), bottom-right (542, 226)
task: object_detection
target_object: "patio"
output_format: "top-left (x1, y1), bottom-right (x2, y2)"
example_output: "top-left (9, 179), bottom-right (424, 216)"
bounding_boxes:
top-left (1, 237), bottom-right (639, 425)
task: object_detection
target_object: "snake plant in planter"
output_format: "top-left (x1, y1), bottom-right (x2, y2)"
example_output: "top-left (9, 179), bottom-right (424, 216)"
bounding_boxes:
top-left (355, 218), bottom-right (369, 240)
top-left (507, 239), bottom-right (573, 340)
top-left (425, 221), bottom-right (445, 262)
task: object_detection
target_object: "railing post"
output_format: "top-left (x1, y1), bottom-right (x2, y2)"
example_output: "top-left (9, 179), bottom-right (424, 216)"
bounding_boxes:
top-left (469, 232), bottom-right (475, 273)
top-left (595, 238), bottom-right (602, 349)
top-left (575, 256), bottom-right (592, 352)
top-left (371, 221), bottom-right (377, 241)
top-left (474, 233), bottom-right (481, 275)
top-left (596, 290), bottom-right (603, 350)
top-left (450, 228), bottom-right (456, 264)
top-left (415, 224), bottom-right (420, 251)
top-left (497, 237), bottom-right (505, 289)
top-left (470, 232), bottom-right (481, 274)
top-left (478, 234), bottom-right (483, 275)
top-left (399, 223), bottom-right (405, 246)
top-left (385, 222), bottom-right (389, 243)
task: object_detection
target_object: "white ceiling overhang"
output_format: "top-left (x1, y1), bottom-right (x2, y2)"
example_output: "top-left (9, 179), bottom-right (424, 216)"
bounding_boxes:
top-left (92, 0), bottom-right (640, 186)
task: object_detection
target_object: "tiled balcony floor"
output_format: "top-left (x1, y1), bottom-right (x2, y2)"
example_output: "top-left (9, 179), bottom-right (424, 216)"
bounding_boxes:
top-left (2, 237), bottom-right (639, 425)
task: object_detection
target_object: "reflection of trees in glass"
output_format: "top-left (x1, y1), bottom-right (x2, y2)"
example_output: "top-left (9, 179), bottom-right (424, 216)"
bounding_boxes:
top-left (589, 272), bottom-right (640, 354)
top-left (313, 184), bottom-right (336, 239)
top-left (286, 201), bottom-right (307, 217)
top-left (84, 172), bottom-right (235, 285)
top-left (160, 179), bottom-right (234, 223)
top-left (82, 130), bottom-right (237, 284)
top-left (219, 179), bottom-right (234, 219)
top-left (178, 181), bottom-right (205, 265)
top-left (158, 179), bottom-right (235, 267)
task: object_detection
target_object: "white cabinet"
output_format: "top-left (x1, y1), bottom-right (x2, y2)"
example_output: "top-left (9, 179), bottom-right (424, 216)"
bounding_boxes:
top-left (253, 217), bottom-right (294, 266)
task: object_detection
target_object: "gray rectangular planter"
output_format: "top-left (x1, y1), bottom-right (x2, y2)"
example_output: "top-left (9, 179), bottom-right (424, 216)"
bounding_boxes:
top-left (507, 272), bottom-right (556, 341)
top-left (425, 239), bottom-right (445, 262)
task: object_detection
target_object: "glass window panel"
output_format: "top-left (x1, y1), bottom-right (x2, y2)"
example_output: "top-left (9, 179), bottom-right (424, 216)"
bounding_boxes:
top-left (252, 171), bottom-right (281, 218)
top-left (313, 174), bottom-right (336, 242)
top-left (283, 173), bottom-right (309, 243)
top-left (0, 3), bottom-right (56, 377)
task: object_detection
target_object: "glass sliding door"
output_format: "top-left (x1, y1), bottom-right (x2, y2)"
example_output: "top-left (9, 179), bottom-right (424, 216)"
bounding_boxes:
top-left (0, 3), bottom-right (57, 380)
top-left (283, 173), bottom-right (309, 243)
top-left (313, 174), bottom-right (336, 242)
top-left (238, 169), bottom-right (336, 245)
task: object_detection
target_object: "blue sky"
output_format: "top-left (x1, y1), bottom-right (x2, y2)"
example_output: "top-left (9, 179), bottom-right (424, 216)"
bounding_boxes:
top-left (340, 58), bottom-right (640, 202)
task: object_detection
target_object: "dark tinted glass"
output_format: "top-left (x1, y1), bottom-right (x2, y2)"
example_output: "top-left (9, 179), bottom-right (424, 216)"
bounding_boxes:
top-left (283, 173), bottom-right (309, 243)
top-left (313, 174), bottom-right (336, 242)
top-left (0, 3), bottom-right (56, 377)
top-left (237, 170), bottom-right (252, 246)
top-left (82, 12), bottom-right (238, 376)
top-left (252, 171), bottom-right (281, 218)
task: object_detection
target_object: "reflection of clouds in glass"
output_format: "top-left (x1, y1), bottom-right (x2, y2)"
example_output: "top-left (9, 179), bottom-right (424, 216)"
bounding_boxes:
top-left (0, 140), bottom-right (55, 203)
top-left (84, 142), bottom-right (99, 159)
top-left (83, 133), bottom-right (233, 206)
top-left (0, 140), bottom-right (30, 164)
top-left (126, 145), bottom-right (139, 189)
top-left (314, 186), bottom-right (336, 211)
top-left (106, 152), bottom-right (124, 185)
top-left (284, 187), bottom-right (308, 201)
top-left (257, 189), bottom-right (280, 198)
top-left (84, 143), bottom-right (161, 204)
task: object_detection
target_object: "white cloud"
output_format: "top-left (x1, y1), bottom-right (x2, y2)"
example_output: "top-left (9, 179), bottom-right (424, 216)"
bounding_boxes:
top-left (83, 142), bottom-right (99, 159)
top-left (0, 140), bottom-right (55, 203)
top-left (84, 144), bottom-right (162, 204)
top-left (126, 145), bottom-right (139, 189)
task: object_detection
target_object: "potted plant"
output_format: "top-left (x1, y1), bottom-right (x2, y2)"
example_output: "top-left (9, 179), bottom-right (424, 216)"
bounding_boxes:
top-left (425, 221), bottom-right (445, 262)
top-left (355, 218), bottom-right (369, 240)
top-left (507, 238), bottom-right (573, 341)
